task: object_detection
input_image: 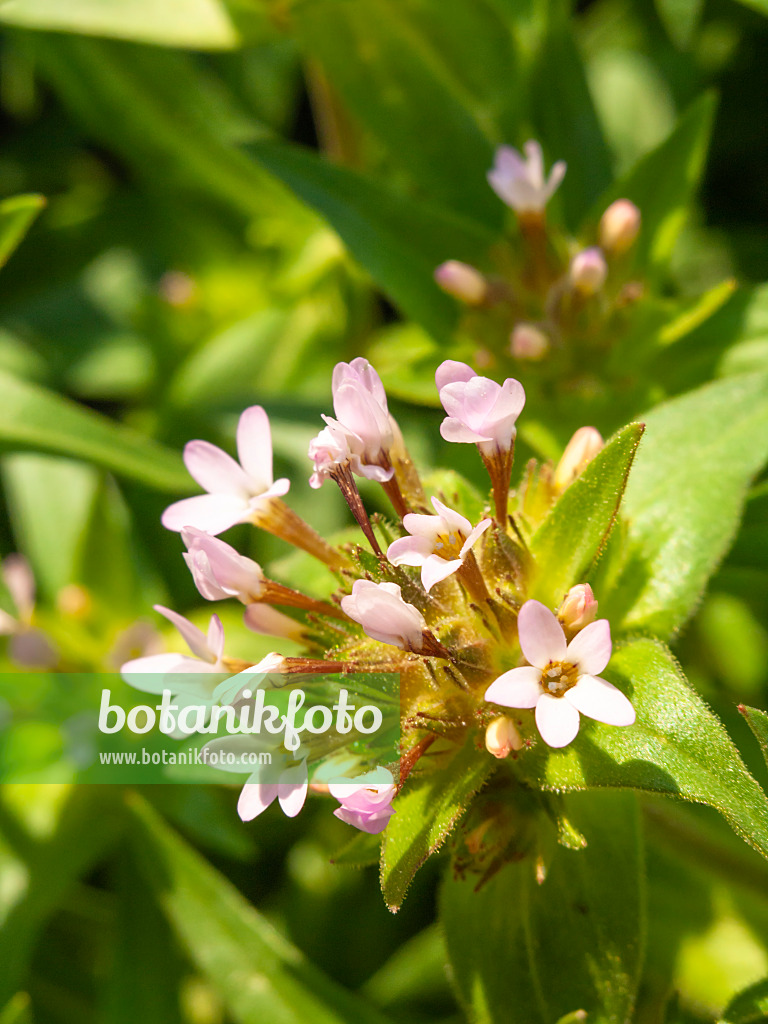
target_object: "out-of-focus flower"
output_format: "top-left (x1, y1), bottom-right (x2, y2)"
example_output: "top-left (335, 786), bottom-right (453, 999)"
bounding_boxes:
top-left (121, 606), bottom-right (228, 694)
top-left (569, 248), bottom-right (608, 296)
top-left (487, 141), bottom-right (566, 215)
top-left (0, 554), bottom-right (57, 668)
top-left (329, 767), bottom-right (396, 834)
top-left (510, 323), bottom-right (550, 361)
top-left (557, 584), bottom-right (598, 634)
top-left (599, 199), bottom-right (641, 256)
top-left (434, 261), bottom-right (489, 305)
top-left (485, 716), bottom-right (523, 758)
top-left (484, 599), bottom-right (634, 748)
top-left (162, 406), bottom-right (290, 535)
top-left (387, 497), bottom-right (491, 592)
top-left (243, 603), bottom-right (306, 642)
top-left (553, 427), bottom-right (604, 492)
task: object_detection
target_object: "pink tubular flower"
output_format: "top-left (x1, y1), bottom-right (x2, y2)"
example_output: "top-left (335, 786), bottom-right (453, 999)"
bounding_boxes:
top-left (329, 767), bottom-right (396, 834)
top-left (182, 527), bottom-right (266, 602)
top-left (121, 606), bottom-right (228, 694)
top-left (340, 580), bottom-right (427, 651)
top-left (308, 415), bottom-right (392, 489)
top-left (484, 600), bottom-right (634, 749)
top-left (436, 361), bottom-right (525, 454)
top-left (387, 497), bottom-right (491, 592)
top-left (331, 358), bottom-right (393, 467)
top-left (161, 406), bottom-right (290, 535)
top-left (487, 141), bottom-right (566, 215)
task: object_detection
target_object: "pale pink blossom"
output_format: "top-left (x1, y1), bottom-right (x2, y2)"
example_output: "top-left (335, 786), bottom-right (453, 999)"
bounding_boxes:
top-left (569, 248), bottom-right (608, 296)
top-left (0, 554), bottom-right (57, 667)
top-left (340, 580), bottom-right (427, 651)
top-left (329, 767), bottom-right (396, 834)
top-left (557, 584), bottom-right (598, 633)
top-left (182, 527), bottom-right (266, 602)
top-left (238, 759), bottom-right (308, 821)
top-left (331, 358), bottom-right (393, 465)
top-left (161, 406), bottom-right (290, 535)
top-left (599, 199), bottom-right (641, 255)
top-left (485, 716), bottom-right (523, 759)
top-left (487, 141), bottom-right (566, 215)
top-left (243, 603), bottom-right (306, 642)
top-left (554, 427), bottom-right (604, 492)
top-left (510, 323), bottom-right (549, 361)
top-left (121, 605), bottom-right (227, 694)
top-left (436, 361), bottom-right (525, 454)
top-left (434, 261), bottom-right (488, 305)
top-left (484, 600), bottom-right (634, 749)
top-left (308, 416), bottom-right (391, 489)
top-left (387, 497), bottom-right (491, 592)
top-left (204, 736), bottom-right (308, 821)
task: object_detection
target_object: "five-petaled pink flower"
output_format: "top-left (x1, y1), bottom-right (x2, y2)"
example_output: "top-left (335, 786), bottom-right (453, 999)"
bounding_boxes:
top-left (340, 580), bottom-right (427, 651)
top-left (162, 406), bottom-right (290, 535)
top-left (487, 141), bottom-right (566, 215)
top-left (484, 599), bottom-right (635, 748)
top-left (329, 767), bottom-right (396, 834)
top-left (331, 358), bottom-right (393, 469)
top-left (121, 606), bottom-right (228, 696)
top-left (238, 759), bottom-right (308, 822)
top-left (387, 497), bottom-right (492, 592)
top-left (182, 527), bottom-right (266, 603)
top-left (436, 360), bottom-right (525, 454)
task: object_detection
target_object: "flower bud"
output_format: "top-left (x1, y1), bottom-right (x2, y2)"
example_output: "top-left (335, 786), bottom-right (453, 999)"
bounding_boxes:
top-left (485, 716), bottom-right (523, 759)
top-left (554, 426), bottom-right (604, 492)
top-left (434, 261), bottom-right (488, 305)
top-left (569, 247), bottom-right (607, 296)
top-left (599, 199), bottom-right (641, 256)
top-left (510, 323), bottom-right (550, 361)
top-left (557, 584), bottom-right (598, 633)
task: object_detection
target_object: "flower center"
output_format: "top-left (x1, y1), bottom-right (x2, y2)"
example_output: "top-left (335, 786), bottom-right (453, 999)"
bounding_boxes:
top-left (542, 660), bottom-right (579, 697)
top-left (433, 531), bottom-right (464, 559)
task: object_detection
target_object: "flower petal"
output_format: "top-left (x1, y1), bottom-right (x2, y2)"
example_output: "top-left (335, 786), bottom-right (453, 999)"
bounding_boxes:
top-left (161, 493), bottom-right (249, 535)
top-left (278, 760), bottom-right (308, 818)
top-left (387, 535), bottom-right (433, 567)
top-left (236, 406), bottom-right (274, 492)
top-left (566, 619), bottom-right (612, 675)
top-left (565, 674), bottom-right (635, 727)
top-left (154, 605), bottom-right (212, 662)
top-left (435, 360), bottom-right (476, 392)
top-left (421, 555), bottom-right (462, 592)
top-left (183, 439), bottom-right (251, 496)
top-left (237, 779), bottom-right (278, 821)
top-left (207, 614), bottom-right (225, 662)
top-left (517, 600), bottom-right (567, 668)
top-left (439, 417), bottom-right (489, 445)
top-left (484, 666), bottom-right (542, 708)
top-left (535, 694), bottom-right (580, 748)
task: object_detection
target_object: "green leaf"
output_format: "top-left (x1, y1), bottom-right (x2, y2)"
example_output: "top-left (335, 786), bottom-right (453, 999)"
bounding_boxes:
top-left (0, 195), bottom-right (45, 271)
top-left (292, 0), bottom-right (513, 229)
top-left (0, 0), bottom-right (240, 49)
top-left (0, 994), bottom-right (32, 1024)
top-left (330, 830), bottom-right (382, 868)
top-left (602, 373), bottom-right (768, 638)
top-left (721, 978), bottom-right (768, 1024)
top-left (251, 140), bottom-right (495, 339)
top-left (528, 423), bottom-right (643, 608)
top-left (380, 740), bottom-right (494, 911)
top-left (739, 705), bottom-right (768, 775)
top-left (126, 794), bottom-right (394, 1024)
top-left (441, 791), bottom-right (644, 1024)
top-left (655, 0), bottom-right (705, 48)
top-left (587, 92), bottom-right (716, 272)
top-left (529, 24), bottom-right (613, 229)
top-left (0, 369), bottom-right (191, 492)
top-left (516, 638), bottom-right (768, 864)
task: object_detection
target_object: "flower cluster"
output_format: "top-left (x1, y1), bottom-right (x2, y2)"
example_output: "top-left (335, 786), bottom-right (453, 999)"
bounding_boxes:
top-left (435, 140), bottom-right (643, 367)
top-left (123, 357), bottom-right (634, 842)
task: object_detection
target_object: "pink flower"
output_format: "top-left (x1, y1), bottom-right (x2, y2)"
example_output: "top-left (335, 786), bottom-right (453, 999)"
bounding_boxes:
top-left (487, 141), bottom-right (566, 215)
top-left (340, 580), bottom-right (426, 651)
top-left (569, 248), bottom-right (608, 296)
top-left (599, 199), bottom-right (641, 255)
top-left (387, 497), bottom-right (491, 592)
top-left (434, 261), bottom-right (488, 305)
top-left (238, 759), bottom-right (308, 822)
top-left (557, 584), bottom-right (599, 633)
top-left (182, 527), bottom-right (266, 602)
top-left (161, 406), bottom-right (290, 535)
top-left (203, 737), bottom-right (308, 821)
top-left (308, 416), bottom-right (391, 489)
top-left (331, 359), bottom-right (393, 465)
top-left (243, 603), bottom-right (306, 642)
top-left (436, 361), bottom-right (526, 454)
top-left (121, 605), bottom-right (227, 693)
top-left (484, 600), bottom-right (634, 749)
top-left (329, 767), bottom-right (396, 834)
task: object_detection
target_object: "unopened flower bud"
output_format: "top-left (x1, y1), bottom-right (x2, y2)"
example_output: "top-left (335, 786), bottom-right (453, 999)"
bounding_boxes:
top-left (569, 247), bottom-right (608, 296)
top-left (485, 716), bottom-right (523, 759)
top-left (599, 199), bottom-right (641, 256)
top-left (554, 427), bottom-right (604, 492)
top-left (557, 584), bottom-right (598, 633)
top-left (434, 261), bottom-right (488, 305)
top-left (510, 323), bottom-right (549, 361)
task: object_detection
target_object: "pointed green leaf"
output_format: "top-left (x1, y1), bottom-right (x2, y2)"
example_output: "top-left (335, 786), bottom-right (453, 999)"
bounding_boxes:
top-left (126, 794), bottom-right (394, 1024)
top-left (251, 140), bottom-right (495, 339)
top-left (0, 0), bottom-right (241, 49)
top-left (380, 740), bottom-right (494, 911)
top-left (588, 92), bottom-right (716, 272)
top-left (739, 705), bottom-right (768, 775)
top-left (602, 372), bottom-right (768, 638)
top-left (528, 423), bottom-right (643, 608)
top-left (0, 195), bottom-right (45, 271)
top-left (0, 369), bottom-right (191, 492)
top-left (441, 791), bottom-right (644, 1024)
top-left (722, 978), bottom-right (768, 1024)
top-left (516, 638), bottom-right (768, 863)
top-left (292, 0), bottom-right (515, 229)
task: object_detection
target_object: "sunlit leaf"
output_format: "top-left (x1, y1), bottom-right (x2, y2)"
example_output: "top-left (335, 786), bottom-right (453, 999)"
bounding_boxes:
top-left (0, 195), bottom-right (45, 271)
